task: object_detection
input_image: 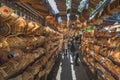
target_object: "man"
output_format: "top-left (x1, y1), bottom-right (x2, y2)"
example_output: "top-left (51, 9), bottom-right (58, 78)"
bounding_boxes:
top-left (74, 34), bottom-right (82, 66)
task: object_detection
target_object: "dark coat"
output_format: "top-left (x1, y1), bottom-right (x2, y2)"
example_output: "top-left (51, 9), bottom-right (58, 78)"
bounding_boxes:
top-left (70, 40), bottom-right (76, 53)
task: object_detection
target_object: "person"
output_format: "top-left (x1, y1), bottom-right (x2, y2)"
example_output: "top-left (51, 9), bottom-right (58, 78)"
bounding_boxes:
top-left (70, 38), bottom-right (76, 57)
top-left (74, 34), bottom-right (82, 66)
top-left (68, 40), bottom-right (71, 51)
top-left (64, 38), bottom-right (68, 56)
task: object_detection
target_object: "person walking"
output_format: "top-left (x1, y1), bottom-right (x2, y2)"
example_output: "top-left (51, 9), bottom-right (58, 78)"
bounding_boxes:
top-left (64, 38), bottom-right (68, 56)
top-left (74, 35), bottom-right (82, 66)
top-left (70, 38), bottom-right (76, 57)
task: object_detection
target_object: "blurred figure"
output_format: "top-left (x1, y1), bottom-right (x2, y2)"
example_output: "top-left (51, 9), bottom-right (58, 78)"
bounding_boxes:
top-left (74, 36), bottom-right (79, 66)
top-left (70, 37), bottom-right (76, 57)
top-left (64, 38), bottom-right (68, 56)
top-left (74, 34), bottom-right (82, 66)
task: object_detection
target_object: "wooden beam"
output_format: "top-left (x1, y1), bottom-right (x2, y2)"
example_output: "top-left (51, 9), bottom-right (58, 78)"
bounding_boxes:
top-left (31, 3), bottom-right (48, 12)
top-left (20, 0), bottom-right (41, 3)
top-left (89, 0), bottom-right (101, 9)
top-left (57, 0), bottom-right (66, 2)
top-left (81, 9), bottom-right (91, 20)
top-left (57, 6), bottom-right (66, 9)
top-left (56, 2), bottom-right (66, 5)
top-left (58, 8), bottom-right (66, 11)
top-left (89, 2), bottom-right (97, 8)
top-left (60, 11), bottom-right (66, 15)
top-left (91, 0), bottom-right (101, 4)
top-left (70, 15), bottom-right (76, 20)
top-left (79, 14), bottom-right (86, 22)
top-left (37, 11), bottom-right (48, 16)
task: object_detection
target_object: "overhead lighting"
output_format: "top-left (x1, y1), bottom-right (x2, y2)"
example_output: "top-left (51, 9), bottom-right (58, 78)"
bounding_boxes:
top-left (76, 14), bottom-right (79, 20)
top-left (66, 0), bottom-right (72, 24)
top-left (66, 13), bottom-right (70, 27)
top-left (77, 0), bottom-right (89, 13)
top-left (58, 16), bottom-right (62, 23)
top-left (47, 0), bottom-right (63, 24)
top-left (55, 13), bottom-right (62, 24)
top-left (47, 0), bottom-right (59, 14)
top-left (66, 0), bottom-right (72, 10)
top-left (67, 13), bottom-right (70, 22)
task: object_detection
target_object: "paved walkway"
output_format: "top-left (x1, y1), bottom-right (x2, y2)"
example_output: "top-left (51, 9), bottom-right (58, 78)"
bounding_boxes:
top-left (54, 51), bottom-right (89, 80)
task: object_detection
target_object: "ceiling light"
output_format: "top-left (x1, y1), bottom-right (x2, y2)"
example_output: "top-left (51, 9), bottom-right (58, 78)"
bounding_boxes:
top-left (48, 0), bottom-right (59, 14)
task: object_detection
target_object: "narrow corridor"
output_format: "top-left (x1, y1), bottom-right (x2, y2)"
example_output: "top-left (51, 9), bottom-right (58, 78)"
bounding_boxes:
top-left (48, 51), bottom-right (90, 80)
